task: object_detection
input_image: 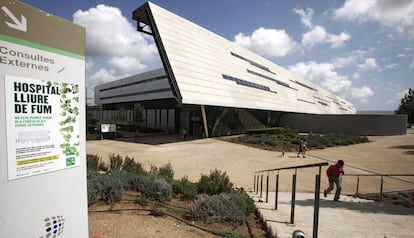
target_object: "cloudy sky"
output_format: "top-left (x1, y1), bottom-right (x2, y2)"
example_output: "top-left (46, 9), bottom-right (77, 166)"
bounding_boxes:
top-left (24, 0), bottom-right (413, 111)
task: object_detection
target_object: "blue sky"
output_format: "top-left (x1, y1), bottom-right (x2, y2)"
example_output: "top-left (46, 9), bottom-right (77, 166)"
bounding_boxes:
top-left (22, 0), bottom-right (414, 111)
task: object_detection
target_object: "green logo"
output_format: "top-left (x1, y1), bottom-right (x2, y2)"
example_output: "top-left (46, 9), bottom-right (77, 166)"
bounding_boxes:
top-left (66, 156), bottom-right (75, 166)
top-left (65, 146), bottom-right (75, 156)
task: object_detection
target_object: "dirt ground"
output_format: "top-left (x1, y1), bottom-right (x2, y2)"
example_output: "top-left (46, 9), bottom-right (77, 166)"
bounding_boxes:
top-left (87, 129), bottom-right (414, 237)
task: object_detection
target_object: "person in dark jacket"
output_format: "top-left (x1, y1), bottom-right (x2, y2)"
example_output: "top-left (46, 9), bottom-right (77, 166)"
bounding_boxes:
top-left (323, 160), bottom-right (345, 201)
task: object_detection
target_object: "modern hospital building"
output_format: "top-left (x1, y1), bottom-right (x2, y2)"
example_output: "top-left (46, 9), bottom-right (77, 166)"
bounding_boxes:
top-left (94, 2), bottom-right (406, 137)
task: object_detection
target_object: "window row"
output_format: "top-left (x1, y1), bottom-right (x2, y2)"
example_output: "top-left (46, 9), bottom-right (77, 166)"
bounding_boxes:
top-left (222, 74), bottom-right (277, 93)
top-left (99, 88), bottom-right (171, 100)
top-left (230, 52), bottom-right (275, 74)
top-left (99, 75), bottom-right (167, 92)
top-left (297, 98), bottom-right (316, 104)
top-left (290, 79), bottom-right (318, 91)
top-left (247, 69), bottom-right (296, 90)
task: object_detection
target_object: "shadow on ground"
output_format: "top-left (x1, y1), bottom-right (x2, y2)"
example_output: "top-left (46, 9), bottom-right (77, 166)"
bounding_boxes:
top-left (389, 145), bottom-right (414, 155)
top-left (113, 132), bottom-right (202, 145)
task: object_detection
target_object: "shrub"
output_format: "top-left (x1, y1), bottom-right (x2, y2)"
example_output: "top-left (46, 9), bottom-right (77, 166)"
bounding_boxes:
top-left (87, 171), bottom-right (102, 206)
top-left (86, 154), bottom-right (100, 171)
top-left (122, 156), bottom-right (146, 175)
top-left (158, 162), bottom-right (174, 182)
top-left (197, 169), bottom-right (233, 195)
top-left (111, 170), bottom-right (134, 190)
top-left (148, 163), bottom-right (175, 182)
top-left (141, 178), bottom-right (173, 203)
top-left (87, 172), bottom-right (124, 205)
top-left (98, 160), bottom-right (109, 172)
top-left (98, 174), bottom-right (124, 204)
top-left (129, 175), bottom-right (152, 192)
top-left (246, 127), bottom-right (296, 135)
top-left (186, 193), bottom-right (250, 225)
top-left (109, 154), bottom-right (123, 172)
top-left (173, 176), bottom-right (197, 200)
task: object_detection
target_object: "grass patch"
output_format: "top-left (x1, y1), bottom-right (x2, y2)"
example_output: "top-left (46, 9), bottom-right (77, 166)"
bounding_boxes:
top-left (227, 128), bottom-right (369, 152)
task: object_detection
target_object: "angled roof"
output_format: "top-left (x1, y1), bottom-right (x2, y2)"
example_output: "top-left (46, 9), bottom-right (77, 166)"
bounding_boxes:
top-left (132, 2), bottom-right (356, 114)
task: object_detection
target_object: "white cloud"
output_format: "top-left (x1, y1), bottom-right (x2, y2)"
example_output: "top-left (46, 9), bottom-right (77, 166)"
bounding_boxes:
top-left (108, 57), bottom-right (147, 76)
top-left (397, 53), bottom-right (407, 58)
top-left (89, 68), bottom-right (116, 87)
top-left (73, 5), bottom-right (157, 60)
top-left (352, 72), bottom-right (360, 79)
top-left (334, 0), bottom-right (414, 39)
top-left (302, 26), bottom-right (351, 49)
top-left (386, 63), bottom-right (398, 70)
top-left (334, 55), bottom-right (357, 68)
top-left (293, 7), bottom-right (351, 49)
top-left (73, 5), bottom-right (161, 104)
top-left (351, 86), bottom-right (374, 102)
top-left (293, 8), bottom-right (314, 28)
top-left (410, 60), bottom-right (414, 69)
top-left (358, 58), bottom-right (378, 70)
top-left (288, 61), bottom-right (351, 93)
top-left (234, 27), bottom-right (298, 57)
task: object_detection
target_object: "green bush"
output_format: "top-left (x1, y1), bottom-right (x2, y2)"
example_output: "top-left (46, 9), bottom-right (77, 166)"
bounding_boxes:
top-left (109, 154), bottom-right (123, 172)
top-left (246, 127), bottom-right (296, 135)
top-left (86, 154), bottom-right (100, 171)
top-left (158, 162), bottom-right (174, 182)
top-left (129, 175), bottom-right (152, 192)
top-left (122, 156), bottom-right (146, 175)
top-left (148, 163), bottom-right (174, 182)
top-left (87, 172), bottom-right (124, 205)
top-left (197, 169), bottom-right (234, 195)
top-left (186, 193), bottom-right (250, 225)
top-left (141, 178), bottom-right (173, 202)
top-left (87, 171), bottom-right (102, 206)
top-left (173, 176), bottom-right (197, 200)
top-left (98, 174), bottom-right (124, 204)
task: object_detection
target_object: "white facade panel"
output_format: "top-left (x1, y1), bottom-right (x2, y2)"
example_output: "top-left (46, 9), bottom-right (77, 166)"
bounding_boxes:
top-left (146, 2), bottom-right (355, 114)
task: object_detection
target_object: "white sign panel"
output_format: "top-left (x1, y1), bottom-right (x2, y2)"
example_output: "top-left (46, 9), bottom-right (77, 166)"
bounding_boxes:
top-left (101, 123), bottom-right (116, 133)
top-left (5, 75), bottom-right (80, 180)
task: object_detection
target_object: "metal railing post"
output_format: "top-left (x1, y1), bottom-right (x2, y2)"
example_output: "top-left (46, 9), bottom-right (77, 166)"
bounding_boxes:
top-left (380, 175), bottom-right (384, 202)
top-left (256, 173), bottom-right (259, 194)
top-left (290, 169), bottom-right (297, 224)
top-left (266, 174), bottom-right (269, 203)
top-left (260, 174), bottom-right (263, 198)
top-left (275, 173), bottom-right (279, 210)
top-left (313, 166), bottom-right (322, 238)
top-left (355, 176), bottom-right (360, 197)
top-left (253, 174), bottom-right (256, 193)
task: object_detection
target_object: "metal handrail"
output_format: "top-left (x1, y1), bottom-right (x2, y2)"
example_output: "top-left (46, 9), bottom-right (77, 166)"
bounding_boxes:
top-left (253, 162), bottom-right (329, 238)
top-left (255, 162), bottom-right (329, 173)
top-left (343, 173), bottom-right (414, 201)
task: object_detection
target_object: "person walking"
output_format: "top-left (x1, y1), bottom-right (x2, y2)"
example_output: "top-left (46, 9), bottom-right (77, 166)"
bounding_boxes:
top-left (297, 139), bottom-right (304, 158)
top-left (323, 160), bottom-right (345, 202)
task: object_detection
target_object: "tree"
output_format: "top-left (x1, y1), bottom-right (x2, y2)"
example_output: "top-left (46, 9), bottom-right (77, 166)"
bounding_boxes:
top-left (395, 88), bottom-right (414, 126)
top-left (133, 103), bottom-right (145, 126)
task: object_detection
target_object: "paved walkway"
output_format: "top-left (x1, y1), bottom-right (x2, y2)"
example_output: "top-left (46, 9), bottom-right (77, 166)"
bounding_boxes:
top-left (250, 191), bottom-right (414, 238)
top-left (87, 130), bottom-right (414, 237)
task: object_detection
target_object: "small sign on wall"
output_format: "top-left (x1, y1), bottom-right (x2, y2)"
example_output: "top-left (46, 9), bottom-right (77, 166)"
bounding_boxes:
top-left (101, 123), bottom-right (116, 133)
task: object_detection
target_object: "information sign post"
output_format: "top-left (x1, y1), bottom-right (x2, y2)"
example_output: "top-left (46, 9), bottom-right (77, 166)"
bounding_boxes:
top-left (0, 1), bottom-right (88, 237)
